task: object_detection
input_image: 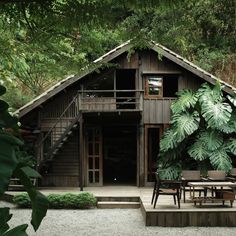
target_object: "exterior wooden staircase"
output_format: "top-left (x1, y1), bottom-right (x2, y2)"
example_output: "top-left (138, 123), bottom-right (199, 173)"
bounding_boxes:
top-left (38, 93), bottom-right (81, 170)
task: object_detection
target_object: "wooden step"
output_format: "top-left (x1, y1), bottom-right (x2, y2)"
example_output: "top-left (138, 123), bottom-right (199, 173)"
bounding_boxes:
top-left (97, 201), bottom-right (140, 209)
top-left (97, 196), bottom-right (140, 202)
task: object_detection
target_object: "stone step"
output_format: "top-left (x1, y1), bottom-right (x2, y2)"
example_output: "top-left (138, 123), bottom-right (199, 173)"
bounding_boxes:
top-left (97, 201), bottom-right (140, 209)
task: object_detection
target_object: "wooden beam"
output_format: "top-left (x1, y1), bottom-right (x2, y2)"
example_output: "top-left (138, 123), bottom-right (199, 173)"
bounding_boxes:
top-left (79, 112), bottom-right (84, 191)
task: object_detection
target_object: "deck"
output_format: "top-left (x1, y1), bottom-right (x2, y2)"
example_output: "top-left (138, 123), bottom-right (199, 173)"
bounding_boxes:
top-left (4, 186), bottom-right (236, 227)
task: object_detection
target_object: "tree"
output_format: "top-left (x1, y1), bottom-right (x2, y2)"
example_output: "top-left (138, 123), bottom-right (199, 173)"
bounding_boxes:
top-left (0, 85), bottom-right (48, 235)
top-left (158, 82), bottom-right (236, 179)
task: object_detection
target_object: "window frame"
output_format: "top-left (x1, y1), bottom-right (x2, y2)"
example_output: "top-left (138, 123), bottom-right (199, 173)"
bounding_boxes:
top-left (144, 76), bottom-right (163, 98)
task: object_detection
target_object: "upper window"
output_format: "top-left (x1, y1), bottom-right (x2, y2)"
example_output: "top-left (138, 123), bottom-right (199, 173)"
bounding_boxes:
top-left (145, 76), bottom-right (163, 98)
top-left (145, 75), bottom-right (178, 98)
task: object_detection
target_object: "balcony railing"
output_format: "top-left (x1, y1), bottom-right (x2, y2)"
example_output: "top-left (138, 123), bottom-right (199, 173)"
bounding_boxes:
top-left (78, 90), bottom-right (144, 112)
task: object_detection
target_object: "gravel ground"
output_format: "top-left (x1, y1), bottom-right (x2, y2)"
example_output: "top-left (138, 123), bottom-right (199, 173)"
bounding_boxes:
top-left (1, 201), bottom-right (235, 236)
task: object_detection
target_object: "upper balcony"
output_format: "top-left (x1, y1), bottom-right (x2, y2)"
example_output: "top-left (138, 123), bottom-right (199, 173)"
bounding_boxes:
top-left (78, 90), bottom-right (144, 112)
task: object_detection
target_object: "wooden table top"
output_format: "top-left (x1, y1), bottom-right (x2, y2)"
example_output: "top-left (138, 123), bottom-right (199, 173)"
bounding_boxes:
top-left (188, 181), bottom-right (236, 187)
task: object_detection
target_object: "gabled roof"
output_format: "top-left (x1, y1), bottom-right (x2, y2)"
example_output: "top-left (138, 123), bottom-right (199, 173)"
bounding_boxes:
top-left (16, 40), bottom-right (235, 118)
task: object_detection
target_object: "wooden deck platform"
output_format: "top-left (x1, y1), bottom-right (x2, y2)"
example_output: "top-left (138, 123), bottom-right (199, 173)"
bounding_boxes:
top-left (4, 186), bottom-right (236, 227)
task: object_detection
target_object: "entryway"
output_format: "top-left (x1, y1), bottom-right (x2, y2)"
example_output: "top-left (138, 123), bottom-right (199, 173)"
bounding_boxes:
top-left (103, 126), bottom-right (137, 185)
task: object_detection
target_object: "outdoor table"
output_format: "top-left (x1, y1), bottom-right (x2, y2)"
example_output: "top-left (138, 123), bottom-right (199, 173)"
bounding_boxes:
top-left (188, 181), bottom-right (236, 207)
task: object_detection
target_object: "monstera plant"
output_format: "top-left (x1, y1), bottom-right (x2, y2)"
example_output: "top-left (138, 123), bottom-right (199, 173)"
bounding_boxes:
top-left (0, 85), bottom-right (48, 235)
top-left (158, 82), bottom-right (236, 179)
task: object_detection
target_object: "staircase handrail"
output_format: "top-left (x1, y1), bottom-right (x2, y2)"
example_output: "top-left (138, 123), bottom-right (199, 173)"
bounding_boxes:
top-left (38, 93), bottom-right (79, 147)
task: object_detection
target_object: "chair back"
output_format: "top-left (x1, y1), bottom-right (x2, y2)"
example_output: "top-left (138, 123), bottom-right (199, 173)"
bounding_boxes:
top-left (231, 168), bottom-right (236, 176)
top-left (182, 170), bottom-right (201, 180)
top-left (208, 170), bottom-right (226, 180)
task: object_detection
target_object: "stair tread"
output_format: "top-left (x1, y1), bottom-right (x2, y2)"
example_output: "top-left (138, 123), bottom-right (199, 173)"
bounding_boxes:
top-left (97, 201), bottom-right (140, 204)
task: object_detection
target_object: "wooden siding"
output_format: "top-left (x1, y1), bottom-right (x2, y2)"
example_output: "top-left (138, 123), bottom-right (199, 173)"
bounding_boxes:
top-left (143, 98), bottom-right (175, 124)
top-left (140, 50), bottom-right (181, 73)
top-left (178, 71), bottom-right (204, 91)
top-left (41, 129), bottom-right (79, 187)
top-left (114, 52), bottom-right (139, 69)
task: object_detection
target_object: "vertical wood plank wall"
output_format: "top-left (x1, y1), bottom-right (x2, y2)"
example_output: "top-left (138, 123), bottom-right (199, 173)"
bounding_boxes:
top-left (41, 129), bottom-right (79, 187)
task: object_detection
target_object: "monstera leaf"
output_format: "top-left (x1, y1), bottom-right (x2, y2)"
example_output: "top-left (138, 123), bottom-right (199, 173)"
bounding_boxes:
top-left (201, 100), bottom-right (232, 128)
top-left (198, 130), bottom-right (223, 151)
top-left (187, 139), bottom-right (209, 161)
top-left (172, 111), bottom-right (200, 142)
top-left (226, 138), bottom-right (236, 155)
top-left (159, 128), bottom-right (178, 152)
top-left (209, 147), bottom-right (232, 172)
top-left (171, 89), bottom-right (198, 113)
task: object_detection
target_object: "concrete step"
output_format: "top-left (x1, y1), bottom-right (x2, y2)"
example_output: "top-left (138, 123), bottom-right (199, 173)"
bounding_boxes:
top-left (97, 201), bottom-right (140, 209)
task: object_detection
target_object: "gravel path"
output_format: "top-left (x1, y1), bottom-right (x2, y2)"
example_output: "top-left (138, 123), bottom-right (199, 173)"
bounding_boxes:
top-left (1, 201), bottom-right (235, 236)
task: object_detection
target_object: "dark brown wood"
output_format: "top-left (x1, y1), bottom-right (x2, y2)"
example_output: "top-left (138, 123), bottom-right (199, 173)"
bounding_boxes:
top-left (79, 112), bottom-right (84, 190)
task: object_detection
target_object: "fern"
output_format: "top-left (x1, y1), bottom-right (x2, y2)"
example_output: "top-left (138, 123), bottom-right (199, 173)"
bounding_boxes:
top-left (171, 89), bottom-right (198, 113)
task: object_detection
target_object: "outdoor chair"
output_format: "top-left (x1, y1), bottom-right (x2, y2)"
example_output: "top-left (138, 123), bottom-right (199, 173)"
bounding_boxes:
top-left (204, 170), bottom-right (230, 197)
top-left (181, 170), bottom-right (206, 203)
top-left (227, 168), bottom-right (236, 182)
top-left (152, 172), bottom-right (181, 209)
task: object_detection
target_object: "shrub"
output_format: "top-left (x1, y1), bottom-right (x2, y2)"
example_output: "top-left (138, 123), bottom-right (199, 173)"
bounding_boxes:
top-left (13, 192), bottom-right (31, 208)
top-left (13, 192), bottom-right (97, 209)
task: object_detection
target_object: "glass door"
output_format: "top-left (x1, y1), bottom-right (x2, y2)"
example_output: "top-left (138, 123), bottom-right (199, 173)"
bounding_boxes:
top-left (86, 126), bottom-right (103, 186)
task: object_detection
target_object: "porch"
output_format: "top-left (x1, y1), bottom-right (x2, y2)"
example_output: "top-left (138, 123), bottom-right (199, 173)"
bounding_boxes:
top-left (5, 186), bottom-right (236, 227)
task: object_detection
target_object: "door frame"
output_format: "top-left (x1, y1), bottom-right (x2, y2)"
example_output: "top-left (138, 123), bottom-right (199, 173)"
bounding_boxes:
top-left (144, 124), bottom-right (163, 186)
top-left (84, 125), bottom-right (103, 186)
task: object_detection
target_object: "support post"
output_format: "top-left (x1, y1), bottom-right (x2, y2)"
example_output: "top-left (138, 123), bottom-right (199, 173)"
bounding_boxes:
top-left (79, 112), bottom-right (84, 191)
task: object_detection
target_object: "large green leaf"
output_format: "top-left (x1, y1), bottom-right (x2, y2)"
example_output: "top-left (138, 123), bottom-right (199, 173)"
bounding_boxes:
top-left (14, 167), bottom-right (48, 231)
top-left (187, 139), bottom-right (209, 161)
top-left (158, 165), bottom-right (181, 180)
top-left (209, 148), bottom-right (232, 172)
top-left (198, 130), bottom-right (223, 151)
top-left (201, 100), bottom-right (232, 128)
top-left (0, 132), bottom-right (23, 197)
top-left (171, 89), bottom-right (198, 113)
top-left (159, 128), bottom-right (178, 152)
top-left (0, 208), bottom-right (11, 235)
top-left (3, 224), bottom-right (28, 236)
top-left (198, 82), bottom-right (223, 104)
top-left (172, 111), bottom-right (200, 141)
top-left (226, 138), bottom-right (236, 155)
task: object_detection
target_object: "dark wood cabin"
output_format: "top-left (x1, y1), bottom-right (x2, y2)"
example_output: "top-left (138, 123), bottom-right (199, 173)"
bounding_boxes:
top-left (16, 41), bottom-right (235, 188)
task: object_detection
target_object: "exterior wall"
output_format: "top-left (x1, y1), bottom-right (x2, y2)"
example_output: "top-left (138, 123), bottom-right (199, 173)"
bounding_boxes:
top-left (20, 48), bottom-right (208, 187)
top-left (41, 129), bottom-right (79, 187)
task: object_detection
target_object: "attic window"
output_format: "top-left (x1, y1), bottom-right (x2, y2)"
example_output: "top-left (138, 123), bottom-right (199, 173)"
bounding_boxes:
top-left (145, 77), bottom-right (163, 97)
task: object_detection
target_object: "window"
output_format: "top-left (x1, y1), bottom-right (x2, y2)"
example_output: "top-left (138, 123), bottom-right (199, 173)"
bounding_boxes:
top-left (145, 77), bottom-right (163, 97)
top-left (145, 75), bottom-right (178, 98)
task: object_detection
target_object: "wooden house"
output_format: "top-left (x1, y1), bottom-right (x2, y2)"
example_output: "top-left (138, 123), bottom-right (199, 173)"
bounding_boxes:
top-left (16, 40), bottom-right (235, 188)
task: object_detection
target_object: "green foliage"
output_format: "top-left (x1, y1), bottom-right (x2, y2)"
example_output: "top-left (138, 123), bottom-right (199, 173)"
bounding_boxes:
top-left (0, 208), bottom-right (28, 236)
top-left (159, 82), bottom-right (236, 177)
top-left (171, 89), bottom-right (198, 113)
top-left (0, 85), bottom-right (48, 234)
top-left (13, 192), bottom-right (97, 209)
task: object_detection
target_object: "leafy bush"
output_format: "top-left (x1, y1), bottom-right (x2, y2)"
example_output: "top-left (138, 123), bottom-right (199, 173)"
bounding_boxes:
top-left (13, 192), bottom-right (97, 209)
top-left (13, 193), bottom-right (31, 208)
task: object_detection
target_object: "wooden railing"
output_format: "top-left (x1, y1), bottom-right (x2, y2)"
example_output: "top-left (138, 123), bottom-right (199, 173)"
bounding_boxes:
top-left (78, 90), bottom-right (144, 112)
top-left (38, 93), bottom-right (81, 163)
